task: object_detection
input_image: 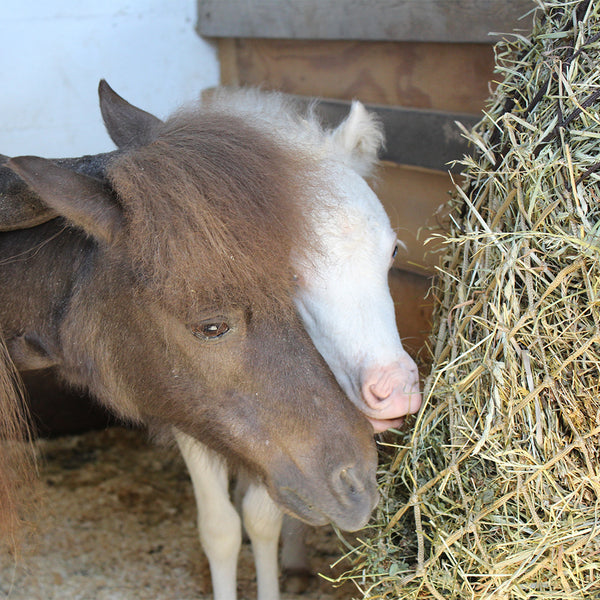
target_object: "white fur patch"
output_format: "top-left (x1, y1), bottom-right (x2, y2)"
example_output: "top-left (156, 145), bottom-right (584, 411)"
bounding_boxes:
top-left (329, 101), bottom-right (385, 177)
top-left (203, 89), bottom-right (384, 179)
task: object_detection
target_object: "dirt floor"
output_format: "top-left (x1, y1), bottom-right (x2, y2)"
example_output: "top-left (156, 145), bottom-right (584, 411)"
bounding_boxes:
top-left (0, 428), bottom-right (360, 600)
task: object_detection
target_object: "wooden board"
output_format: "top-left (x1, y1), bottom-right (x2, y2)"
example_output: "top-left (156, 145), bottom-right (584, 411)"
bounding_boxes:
top-left (218, 38), bottom-right (496, 114)
top-left (378, 163), bottom-right (455, 275)
top-left (199, 0), bottom-right (535, 43)
top-left (306, 98), bottom-right (479, 172)
top-left (389, 267), bottom-right (433, 359)
top-left (202, 87), bottom-right (478, 171)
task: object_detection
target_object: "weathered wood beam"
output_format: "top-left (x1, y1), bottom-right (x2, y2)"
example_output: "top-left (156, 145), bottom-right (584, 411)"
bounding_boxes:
top-left (302, 97), bottom-right (479, 171)
top-left (197, 0), bottom-right (535, 43)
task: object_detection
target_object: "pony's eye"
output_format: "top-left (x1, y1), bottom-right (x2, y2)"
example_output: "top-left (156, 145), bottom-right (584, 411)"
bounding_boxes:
top-left (392, 243), bottom-right (399, 260)
top-left (191, 321), bottom-right (230, 340)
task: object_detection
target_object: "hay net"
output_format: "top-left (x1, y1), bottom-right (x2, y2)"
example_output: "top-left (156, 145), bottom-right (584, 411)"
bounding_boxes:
top-left (340, 2), bottom-right (600, 599)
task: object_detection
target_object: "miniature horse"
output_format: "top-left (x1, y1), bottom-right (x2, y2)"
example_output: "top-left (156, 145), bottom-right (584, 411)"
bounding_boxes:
top-left (0, 95), bottom-right (381, 552)
top-left (2, 83), bottom-right (422, 599)
top-left (97, 83), bottom-right (421, 600)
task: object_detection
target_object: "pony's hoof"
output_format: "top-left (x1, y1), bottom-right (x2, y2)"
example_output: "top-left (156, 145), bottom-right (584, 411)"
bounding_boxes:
top-left (281, 568), bottom-right (314, 594)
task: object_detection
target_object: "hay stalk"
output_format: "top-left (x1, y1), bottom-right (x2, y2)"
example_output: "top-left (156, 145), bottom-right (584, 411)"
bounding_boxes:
top-left (338, 1), bottom-right (600, 598)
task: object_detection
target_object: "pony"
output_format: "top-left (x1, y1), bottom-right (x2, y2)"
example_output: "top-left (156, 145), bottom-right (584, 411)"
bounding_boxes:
top-left (1, 82), bottom-right (422, 599)
top-left (0, 88), bottom-right (382, 561)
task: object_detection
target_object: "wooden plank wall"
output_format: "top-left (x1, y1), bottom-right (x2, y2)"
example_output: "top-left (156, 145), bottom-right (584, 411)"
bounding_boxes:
top-left (198, 0), bottom-right (536, 356)
top-left (199, 0), bottom-right (534, 43)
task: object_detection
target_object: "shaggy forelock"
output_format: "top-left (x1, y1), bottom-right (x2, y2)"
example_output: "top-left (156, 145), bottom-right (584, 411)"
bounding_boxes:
top-left (107, 108), bottom-right (315, 316)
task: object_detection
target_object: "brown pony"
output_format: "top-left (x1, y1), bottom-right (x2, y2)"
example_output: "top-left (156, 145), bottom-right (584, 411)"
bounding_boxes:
top-left (0, 94), bottom-right (378, 543)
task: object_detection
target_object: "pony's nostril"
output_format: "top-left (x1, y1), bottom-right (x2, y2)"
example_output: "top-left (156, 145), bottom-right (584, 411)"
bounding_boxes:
top-left (327, 461), bottom-right (379, 530)
top-left (333, 465), bottom-right (365, 504)
top-left (368, 384), bottom-right (390, 404)
top-left (362, 380), bottom-right (392, 411)
top-left (340, 468), bottom-right (357, 494)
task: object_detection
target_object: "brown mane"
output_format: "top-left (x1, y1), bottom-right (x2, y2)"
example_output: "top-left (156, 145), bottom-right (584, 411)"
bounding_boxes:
top-left (108, 108), bottom-right (314, 317)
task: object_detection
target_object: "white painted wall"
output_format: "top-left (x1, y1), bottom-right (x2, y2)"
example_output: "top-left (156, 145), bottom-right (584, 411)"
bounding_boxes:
top-left (0, 0), bottom-right (219, 157)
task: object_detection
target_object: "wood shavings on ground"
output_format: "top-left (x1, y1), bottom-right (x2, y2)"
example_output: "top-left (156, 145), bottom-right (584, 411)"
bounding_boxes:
top-left (0, 427), bottom-right (354, 600)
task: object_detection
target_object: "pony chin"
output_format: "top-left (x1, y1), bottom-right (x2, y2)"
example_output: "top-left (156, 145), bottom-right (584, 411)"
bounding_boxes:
top-left (368, 416), bottom-right (405, 433)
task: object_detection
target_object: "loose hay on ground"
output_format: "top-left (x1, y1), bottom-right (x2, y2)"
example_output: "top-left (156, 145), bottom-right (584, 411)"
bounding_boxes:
top-left (339, 1), bottom-right (600, 598)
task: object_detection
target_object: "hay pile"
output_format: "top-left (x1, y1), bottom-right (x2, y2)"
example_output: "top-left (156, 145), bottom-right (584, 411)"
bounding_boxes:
top-left (340, 1), bottom-right (600, 598)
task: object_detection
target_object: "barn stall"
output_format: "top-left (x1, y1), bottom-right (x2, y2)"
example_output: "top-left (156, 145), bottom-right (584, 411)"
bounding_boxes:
top-left (9, 1), bottom-right (596, 599)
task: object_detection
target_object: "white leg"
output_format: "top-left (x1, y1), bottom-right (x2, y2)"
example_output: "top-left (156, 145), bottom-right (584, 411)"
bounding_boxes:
top-left (242, 483), bottom-right (283, 600)
top-left (174, 429), bottom-right (241, 600)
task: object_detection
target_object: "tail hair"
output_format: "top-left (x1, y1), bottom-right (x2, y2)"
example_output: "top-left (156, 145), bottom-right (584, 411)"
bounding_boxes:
top-left (0, 335), bottom-right (37, 550)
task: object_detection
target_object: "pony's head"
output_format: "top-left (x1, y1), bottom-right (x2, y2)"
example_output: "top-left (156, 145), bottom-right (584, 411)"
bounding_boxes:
top-left (170, 87), bottom-right (422, 431)
top-left (2, 96), bottom-right (379, 532)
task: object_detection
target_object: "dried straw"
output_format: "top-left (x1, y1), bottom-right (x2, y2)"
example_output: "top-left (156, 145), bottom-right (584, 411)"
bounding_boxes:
top-left (336, 1), bottom-right (600, 598)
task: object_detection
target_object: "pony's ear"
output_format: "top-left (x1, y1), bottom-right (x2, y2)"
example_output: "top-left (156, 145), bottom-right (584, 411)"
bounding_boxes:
top-left (0, 159), bottom-right (58, 231)
top-left (6, 156), bottom-right (123, 245)
top-left (330, 101), bottom-right (385, 177)
top-left (98, 79), bottom-right (162, 149)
